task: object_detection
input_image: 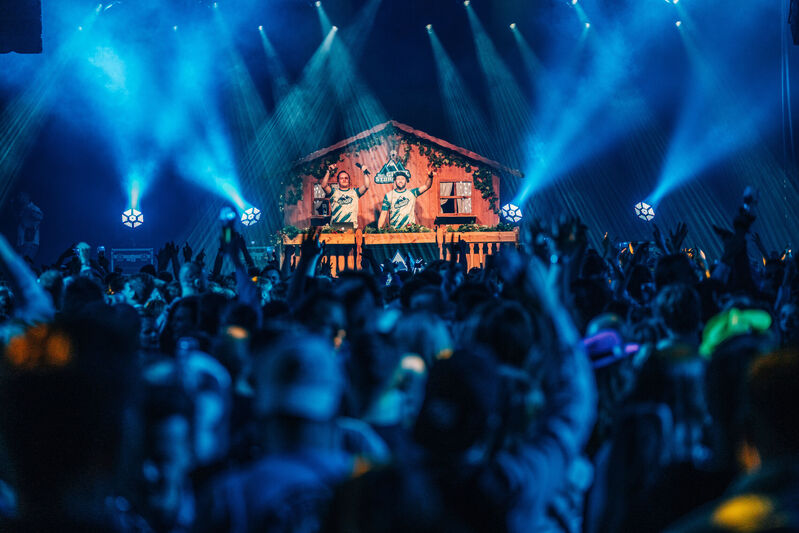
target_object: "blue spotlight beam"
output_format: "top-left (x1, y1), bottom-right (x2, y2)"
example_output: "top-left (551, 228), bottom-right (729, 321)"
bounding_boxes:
top-left (340, 0), bottom-right (384, 61)
top-left (183, 26), bottom-right (340, 251)
top-left (326, 31), bottom-right (388, 144)
top-left (465, 4), bottom-right (532, 169)
top-left (513, 1), bottom-right (666, 207)
top-left (315, 1), bottom-right (333, 37)
top-left (259, 29), bottom-right (291, 105)
top-left (428, 28), bottom-right (492, 158)
top-left (0, 7), bottom-right (102, 207)
top-left (649, 2), bottom-right (780, 205)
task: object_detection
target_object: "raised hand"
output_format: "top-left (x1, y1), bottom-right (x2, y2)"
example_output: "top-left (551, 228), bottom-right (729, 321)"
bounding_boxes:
top-left (553, 215), bottom-right (587, 259)
top-left (156, 244), bottom-right (170, 270)
top-left (195, 249), bottom-right (206, 266)
top-left (300, 228), bottom-right (325, 260)
top-left (75, 242), bottom-right (91, 265)
top-left (751, 232), bottom-right (768, 259)
top-left (651, 224), bottom-right (669, 254)
top-left (667, 222), bottom-right (689, 254)
top-left (182, 242), bottom-right (193, 263)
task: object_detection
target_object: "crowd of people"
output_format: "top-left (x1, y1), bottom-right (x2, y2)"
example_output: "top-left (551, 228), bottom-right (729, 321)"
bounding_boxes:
top-left (0, 197), bottom-right (798, 533)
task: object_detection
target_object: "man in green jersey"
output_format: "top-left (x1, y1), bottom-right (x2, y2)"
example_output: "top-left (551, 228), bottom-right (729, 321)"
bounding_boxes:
top-left (320, 165), bottom-right (371, 229)
top-left (377, 170), bottom-right (434, 230)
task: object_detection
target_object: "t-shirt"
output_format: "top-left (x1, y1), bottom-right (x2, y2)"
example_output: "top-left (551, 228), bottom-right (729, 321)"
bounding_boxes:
top-left (381, 188), bottom-right (421, 229)
top-left (329, 187), bottom-right (363, 228)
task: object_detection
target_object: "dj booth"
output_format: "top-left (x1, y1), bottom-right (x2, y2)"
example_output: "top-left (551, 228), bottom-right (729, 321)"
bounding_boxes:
top-left (282, 228), bottom-right (519, 276)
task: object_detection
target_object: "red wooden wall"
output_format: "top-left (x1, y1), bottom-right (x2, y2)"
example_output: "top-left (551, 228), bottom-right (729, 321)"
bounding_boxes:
top-left (283, 136), bottom-right (501, 229)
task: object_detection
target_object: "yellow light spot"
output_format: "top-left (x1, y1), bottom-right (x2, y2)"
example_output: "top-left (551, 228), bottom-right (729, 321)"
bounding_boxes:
top-left (401, 355), bottom-right (426, 374)
top-left (352, 456), bottom-right (372, 478)
top-left (46, 333), bottom-right (72, 366)
top-left (334, 329), bottom-right (346, 350)
top-left (437, 348), bottom-right (453, 360)
top-left (628, 242), bottom-right (634, 255)
top-left (712, 495), bottom-right (774, 532)
top-left (226, 325), bottom-right (249, 340)
top-left (6, 336), bottom-right (33, 367)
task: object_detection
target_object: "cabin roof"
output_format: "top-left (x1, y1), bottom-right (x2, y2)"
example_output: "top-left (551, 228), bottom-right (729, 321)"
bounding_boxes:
top-left (296, 120), bottom-right (522, 178)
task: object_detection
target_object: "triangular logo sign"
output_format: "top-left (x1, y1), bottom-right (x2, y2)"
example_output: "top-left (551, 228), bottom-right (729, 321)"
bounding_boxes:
top-left (391, 250), bottom-right (408, 271)
top-left (375, 150), bottom-right (409, 185)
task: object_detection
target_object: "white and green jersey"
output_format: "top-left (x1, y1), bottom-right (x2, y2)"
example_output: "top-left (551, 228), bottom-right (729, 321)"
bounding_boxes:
top-left (329, 187), bottom-right (364, 228)
top-left (381, 187), bottom-right (421, 229)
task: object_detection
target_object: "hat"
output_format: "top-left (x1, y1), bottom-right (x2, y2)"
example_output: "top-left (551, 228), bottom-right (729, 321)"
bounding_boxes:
top-left (699, 308), bottom-right (772, 358)
top-left (393, 170), bottom-right (411, 181)
top-left (583, 330), bottom-right (638, 370)
top-left (254, 334), bottom-right (343, 421)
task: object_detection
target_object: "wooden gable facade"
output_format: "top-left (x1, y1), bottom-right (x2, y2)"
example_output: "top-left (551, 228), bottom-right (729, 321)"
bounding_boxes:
top-left (282, 121), bottom-right (521, 230)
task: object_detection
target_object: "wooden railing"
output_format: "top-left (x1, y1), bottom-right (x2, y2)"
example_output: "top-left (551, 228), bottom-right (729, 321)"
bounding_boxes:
top-left (282, 228), bottom-right (519, 276)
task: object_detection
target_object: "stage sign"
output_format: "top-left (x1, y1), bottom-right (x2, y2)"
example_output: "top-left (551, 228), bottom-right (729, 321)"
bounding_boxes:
top-left (111, 248), bottom-right (154, 274)
top-left (374, 150), bottom-right (410, 185)
top-left (365, 243), bottom-right (439, 268)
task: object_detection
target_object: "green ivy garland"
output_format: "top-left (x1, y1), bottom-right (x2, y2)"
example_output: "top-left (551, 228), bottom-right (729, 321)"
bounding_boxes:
top-left (364, 223), bottom-right (433, 234)
top-left (398, 135), bottom-right (501, 215)
top-left (446, 223), bottom-right (516, 233)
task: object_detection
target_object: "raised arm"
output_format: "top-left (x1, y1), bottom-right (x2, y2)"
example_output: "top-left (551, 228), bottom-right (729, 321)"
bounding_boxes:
top-left (0, 234), bottom-right (54, 328)
top-left (416, 170), bottom-right (434, 195)
top-left (320, 164), bottom-right (336, 196)
top-left (355, 163), bottom-right (371, 197)
top-left (494, 256), bottom-right (596, 509)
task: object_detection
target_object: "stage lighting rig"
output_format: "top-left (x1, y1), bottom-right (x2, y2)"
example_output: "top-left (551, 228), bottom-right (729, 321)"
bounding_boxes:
top-left (241, 207), bottom-right (261, 226)
top-left (634, 202), bottom-right (655, 222)
top-left (122, 208), bottom-right (144, 228)
top-left (501, 203), bottom-right (523, 224)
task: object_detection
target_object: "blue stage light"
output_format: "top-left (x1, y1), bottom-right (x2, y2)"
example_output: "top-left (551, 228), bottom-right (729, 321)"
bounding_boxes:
top-left (240, 207), bottom-right (261, 226)
top-left (122, 208), bottom-right (143, 228)
top-left (634, 202), bottom-right (655, 222)
top-left (501, 203), bottom-right (523, 223)
top-left (258, 25), bottom-right (263, 31)
top-left (509, 23), bottom-right (517, 30)
top-left (585, 22), bottom-right (591, 29)
top-left (426, 24), bottom-right (433, 33)
top-left (675, 20), bottom-right (682, 27)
